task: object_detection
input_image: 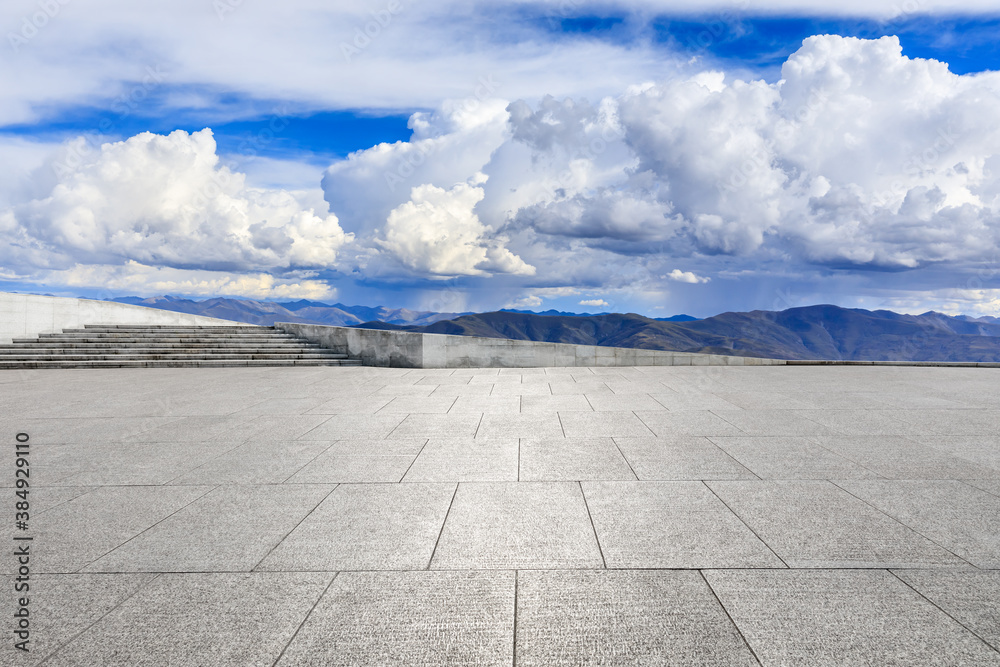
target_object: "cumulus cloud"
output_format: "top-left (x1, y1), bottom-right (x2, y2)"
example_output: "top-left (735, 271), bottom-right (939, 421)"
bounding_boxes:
top-left (505, 295), bottom-right (543, 309)
top-left (325, 35), bottom-right (1000, 293)
top-left (1, 129), bottom-right (349, 293)
top-left (579, 299), bottom-right (610, 307)
top-left (379, 174), bottom-right (534, 277)
top-left (50, 262), bottom-right (338, 300)
top-left (7, 32), bottom-right (1000, 314)
top-left (666, 269), bottom-right (711, 284)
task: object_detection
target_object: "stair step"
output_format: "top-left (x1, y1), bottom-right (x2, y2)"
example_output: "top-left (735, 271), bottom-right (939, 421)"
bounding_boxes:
top-left (0, 324), bottom-right (361, 369)
top-left (4, 343), bottom-right (324, 350)
top-left (0, 359), bottom-right (363, 369)
top-left (0, 347), bottom-right (340, 355)
top-left (73, 326), bottom-right (269, 333)
top-left (0, 353), bottom-right (348, 361)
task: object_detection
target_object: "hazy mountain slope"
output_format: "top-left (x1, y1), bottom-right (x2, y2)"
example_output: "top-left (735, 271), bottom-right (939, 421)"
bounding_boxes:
top-left (108, 296), bottom-right (467, 327)
top-left (360, 305), bottom-right (1000, 362)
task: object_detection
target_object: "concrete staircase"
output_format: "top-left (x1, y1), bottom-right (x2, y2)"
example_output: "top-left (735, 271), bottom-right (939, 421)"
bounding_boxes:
top-left (0, 324), bottom-right (361, 369)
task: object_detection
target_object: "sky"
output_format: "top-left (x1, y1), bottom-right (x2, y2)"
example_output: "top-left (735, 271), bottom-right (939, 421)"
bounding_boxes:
top-left (2, 1), bottom-right (1000, 318)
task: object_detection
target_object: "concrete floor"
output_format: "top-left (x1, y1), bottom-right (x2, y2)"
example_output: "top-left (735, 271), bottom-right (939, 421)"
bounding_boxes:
top-left (2, 364), bottom-right (1000, 666)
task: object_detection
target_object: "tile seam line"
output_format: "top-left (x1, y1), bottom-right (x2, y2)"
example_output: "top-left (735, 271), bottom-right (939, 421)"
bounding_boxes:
top-left (76, 484), bottom-right (220, 571)
top-left (801, 434), bottom-right (886, 479)
top-left (270, 571), bottom-right (340, 667)
top-left (609, 436), bottom-right (640, 481)
top-left (827, 479), bottom-right (975, 567)
top-left (160, 436), bottom-right (252, 485)
top-left (702, 481), bottom-right (789, 569)
top-left (579, 481), bottom-right (607, 569)
top-left (512, 570), bottom-right (519, 667)
top-left (703, 435), bottom-right (763, 481)
top-left (698, 570), bottom-right (765, 667)
top-left (427, 483), bottom-right (460, 570)
top-left (36, 572), bottom-right (165, 666)
top-left (887, 569), bottom-right (1000, 655)
top-left (250, 483), bottom-right (341, 572)
top-left (399, 437), bottom-right (432, 483)
top-left (277, 438), bottom-right (344, 484)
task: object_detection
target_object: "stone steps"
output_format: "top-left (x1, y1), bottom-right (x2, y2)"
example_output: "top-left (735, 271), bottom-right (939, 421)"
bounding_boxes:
top-left (0, 324), bottom-right (361, 369)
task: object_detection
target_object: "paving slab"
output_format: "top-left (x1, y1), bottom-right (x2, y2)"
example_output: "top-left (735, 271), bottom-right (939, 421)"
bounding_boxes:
top-left (54, 440), bottom-right (242, 486)
top-left (286, 453), bottom-right (415, 483)
top-left (893, 570), bottom-right (1000, 651)
top-left (258, 483), bottom-right (456, 571)
top-left (836, 480), bottom-right (1000, 568)
top-left (614, 436), bottom-right (756, 480)
top-left (709, 410), bottom-right (838, 436)
top-left (583, 481), bottom-right (783, 568)
top-left (705, 569), bottom-right (1000, 666)
top-left (476, 413), bottom-right (565, 439)
top-left (42, 572), bottom-right (333, 667)
top-left (277, 571), bottom-right (514, 666)
top-left (516, 570), bottom-right (758, 666)
top-left (0, 573), bottom-right (155, 665)
top-left (27, 485), bottom-right (214, 572)
top-left (489, 382), bottom-right (553, 396)
top-left (559, 411), bottom-right (655, 437)
top-left (966, 479), bottom-right (1000, 497)
top-left (448, 395), bottom-right (520, 413)
top-left (519, 438), bottom-right (636, 481)
top-left (402, 438), bottom-right (518, 482)
top-left (170, 440), bottom-right (332, 484)
top-left (707, 481), bottom-right (967, 568)
top-left (814, 436), bottom-right (998, 479)
top-left (585, 393), bottom-right (667, 411)
top-left (306, 394), bottom-right (393, 414)
top-left (709, 436), bottom-right (879, 479)
top-left (646, 392), bottom-right (743, 411)
top-left (84, 484), bottom-right (334, 572)
top-left (634, 410), bottom-right (745, 436)
top-left (430, 482), bottom-right (603, 569)
top-left (389, 413), bottom-right (483, 439)
top-left (793, 409), bottom-right (921, 435)
top-left (297, 413), bottom-right (405, 440)
top-left (548, 381), bottom-right (611, 395)
top-left (377, 396), bottom-right (457, 413)
top-left (319, 437), bottom-right (428, 456)
top-left (912, 436), bottom-right (1000, 473)
top-left (520, 394), bottom-right (593, 413)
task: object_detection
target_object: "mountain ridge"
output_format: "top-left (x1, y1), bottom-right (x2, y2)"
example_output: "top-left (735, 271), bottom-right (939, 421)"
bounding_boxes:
top-left (101, 296), bottom-right (1000, 362)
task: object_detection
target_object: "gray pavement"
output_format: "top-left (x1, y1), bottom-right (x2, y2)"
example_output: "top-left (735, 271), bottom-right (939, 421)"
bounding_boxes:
top-left (2, 364), bottom-right (1000, 665)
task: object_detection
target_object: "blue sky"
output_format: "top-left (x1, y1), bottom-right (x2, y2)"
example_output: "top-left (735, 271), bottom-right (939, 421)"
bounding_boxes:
top-left (2, 1), bottom-right (1000, 317)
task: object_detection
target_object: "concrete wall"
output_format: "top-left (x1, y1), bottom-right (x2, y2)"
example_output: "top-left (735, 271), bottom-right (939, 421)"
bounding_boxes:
top-left (276, 322), bottom-right (786, 369)
top-left (0, 292), bottom-right (251, 343)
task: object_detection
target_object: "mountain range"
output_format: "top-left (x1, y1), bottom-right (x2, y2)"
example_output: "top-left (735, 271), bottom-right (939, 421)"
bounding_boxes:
top-left (106, 295), bottom-right (1000, 362)
top-left (109, 295), bottom-right (468, 327)
top-left (356, 305), bottom-right (1000, 362)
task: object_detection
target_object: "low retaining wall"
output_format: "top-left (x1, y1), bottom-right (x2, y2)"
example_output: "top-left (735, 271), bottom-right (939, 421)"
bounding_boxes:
top-left (0, 292), bottom-right (248, 344)
top-left (275, 322), bottom-right (786, 368)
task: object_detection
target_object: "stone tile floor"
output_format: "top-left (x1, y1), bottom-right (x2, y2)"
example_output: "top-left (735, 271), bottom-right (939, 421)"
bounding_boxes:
top-left (2, 364), bottom-right (1000, 665)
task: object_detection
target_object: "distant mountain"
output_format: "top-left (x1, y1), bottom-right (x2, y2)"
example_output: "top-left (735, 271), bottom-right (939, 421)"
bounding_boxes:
top-left (501, 308), bottom-right (699, 322)
top-left (107, 296), bottom-right (468, 327)
top-left (654, 314), bottom-right (700, 322)
top-left (353, 305), bottom-right (1000, 362)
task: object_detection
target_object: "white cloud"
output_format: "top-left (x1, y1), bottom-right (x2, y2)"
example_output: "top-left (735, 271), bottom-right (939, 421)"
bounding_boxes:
top-left (3, 1), bottom-right (997, 129)
top-left (46, 261), bottom-right (338, 300)
top-left (347, 35), bottom-right (1000, 289)
top-left (579, 299), bottom-right (610, 307)
top-left (379, 174), bottom-right (534, 277)
top-left (0, 128), bottom-right (349, 293)
top-left (505, 295), bottom-right (543, 309)
top-left (666, 269), bottom-right (711, 284)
